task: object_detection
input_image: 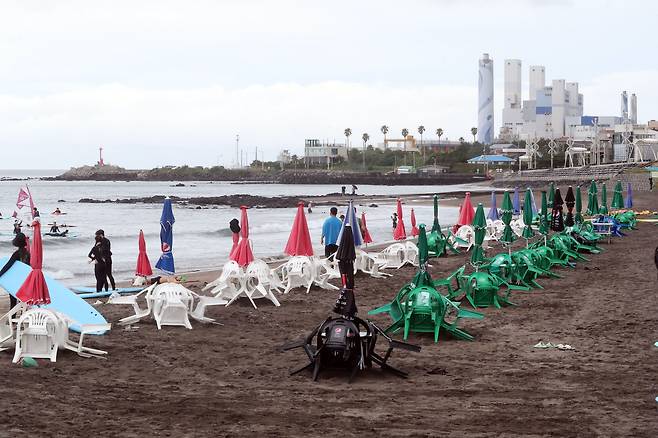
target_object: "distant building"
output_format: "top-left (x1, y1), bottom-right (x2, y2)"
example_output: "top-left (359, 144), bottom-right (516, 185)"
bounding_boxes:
top-left (467, 154), bottom-right (515, 165)
top-left (378, 135), bottom-right (418, 152)
top-left (277, 149), bottom-right (292, 164)
top-left (303, 139), bottom-right (348, 165)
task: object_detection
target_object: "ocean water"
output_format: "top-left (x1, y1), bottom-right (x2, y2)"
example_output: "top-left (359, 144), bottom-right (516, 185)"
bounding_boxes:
top-left (0, 176), bottom-right (489, 286)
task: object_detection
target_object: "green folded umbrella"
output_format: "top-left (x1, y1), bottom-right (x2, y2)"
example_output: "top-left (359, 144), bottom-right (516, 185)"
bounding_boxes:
top-left (431, 195), bottom-right (441, 233)
top-left (575, 186), bottom-right (584, 224)
top-left (611, 180), bottom-right (624, 210)
top-left (587, 180), bottom-right (599, 216)
top-left (538, 190), bottom-right (550, 234)
top-left (522, 188), bottom-right (534, 239)
top-left (548, 182), bottom-right (555, 207)
top-left (410, 224), bottom-right (433, 287)
top-left (470, 203), bottom-right (486, 265)
top-left (599, 182), bottom-right (608, 214)
top-left (500, 191), bottom-right (515, 244)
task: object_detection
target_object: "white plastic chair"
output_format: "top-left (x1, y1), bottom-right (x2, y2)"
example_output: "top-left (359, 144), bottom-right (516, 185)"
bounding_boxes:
top-left (311, 257), bottom-right (341, 291)
top-left (204, 261), bottom-right (245, 300)
top-left (151, 284), bottom-right (194, 330)
top-left (240, 260), bottom-right (281, 308)
top-left (13, 308), bottom-right (61, 363)
top-left (451, 225), bottom-right (475, 251)
top-left (355, 250), bottom-right (392, 278)
top-left (280, 256), bottom-right (315, 294)
top-left (54, 311), bottom-right (111, 358)
top-left (373, 243), bottom-right (406, 269)
top-left (403, 241), bottom-right (419, 267)
top-left (511, 218), bottom-right (525, 237)
top-left (108, 284), bottom-right (156, 325)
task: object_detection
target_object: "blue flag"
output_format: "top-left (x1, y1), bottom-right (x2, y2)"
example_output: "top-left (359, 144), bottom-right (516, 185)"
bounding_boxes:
top-left (155, 198), bottom-right (175, 274)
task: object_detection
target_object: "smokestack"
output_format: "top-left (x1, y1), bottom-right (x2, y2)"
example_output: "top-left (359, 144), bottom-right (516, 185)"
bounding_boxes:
top-left (478, 53), bottom-right (494, 144)
top-left (621, 91), bottom-right (629, 122)
top-left (630, 93), bottom-right (637, 124)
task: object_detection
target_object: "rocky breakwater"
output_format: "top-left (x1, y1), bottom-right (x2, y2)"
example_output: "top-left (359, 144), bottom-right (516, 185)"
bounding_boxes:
top-left (79, 194), bottom-right (308, 209)
top-left (53, 164), bottom-right (141, 181)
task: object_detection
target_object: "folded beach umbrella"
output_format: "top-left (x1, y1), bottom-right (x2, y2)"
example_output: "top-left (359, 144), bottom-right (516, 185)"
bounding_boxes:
top-left (512, 187), bottom-right (520, 216)
top-left (393, 198), bottom-right (407, 240)
top-left (335, 221), bottom-right (357, 316)
top-left (625, 182), bottom-right (633, 209)
top-left (529, 189), bottom-right (538, 216)
top-left (471, 203), bottom-right (486, 265)
top-left (550, 188), bottom-right (564, 232)
top-left (410, 208), bottom-right (420, 237)
top-left (230, 206), bottom-right (254, 267)
top-left (611, 180), bottom-right (624, 210)
top-left (564, 186), bottom-right (575, 227)
top-left (16, 220), bottom-right (50, 305)
top-left (155, 197), bottom-right (175, 274)
top-left (284, 202), bottom-right (314, 256)
top-left (538, 191), bottom-right (549, 235)
top-left (431, 194), bottom-right (442, 233)
top-left (360, 212), bottom-right (373, 245)
top-left (136, 229), bottom-right (153, 277)
top-left (410, 224), bottom-right (433, 288)
top-left (456, 192), bottom-right (475, 229)
top-left (575, 186), bottom-right (584, 224)
top-left (229, 218), bottom-right (240, 258)
top-left (599, 183), bottom-right (608, 215)
top-left (522, 188), bottom-right (534, 239)
top-left (487, 191), bottom-right (499, 221)
top-left (586, 180), bottom-right (599, 216)
top-left (337, 200), bottom-right (363, 247)
top-left (548, 182), bottom-right (555, 207)
top-left (500, 191), bottom-right (515, 244)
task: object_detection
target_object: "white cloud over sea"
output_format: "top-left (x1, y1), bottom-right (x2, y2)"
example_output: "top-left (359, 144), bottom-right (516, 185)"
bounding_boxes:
top-left (0, 0), bottom-right (656, 169)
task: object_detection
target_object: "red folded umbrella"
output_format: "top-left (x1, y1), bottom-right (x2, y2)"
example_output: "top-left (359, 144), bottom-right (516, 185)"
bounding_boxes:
top-left (284, 202), bottom-right (314, 256)
top-left (231, 206), bottom-right (255, 266)
top-left (410, 208), bottom-right (419, 237)
top-left (361, 212), bottom-right (373, 244)
top-left (136, 229), bottom-right (153, 277)
top-left (16, 220), bottom-right (50, 305)
top-left (230, 232), bottom-right (239, 258)
top-left (454, 191), bottom-right (475, 232)
top-left (393, 198), bottom-right (407, 240)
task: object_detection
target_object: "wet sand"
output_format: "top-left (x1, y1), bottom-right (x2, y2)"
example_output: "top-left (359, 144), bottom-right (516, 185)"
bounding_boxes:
top-left (1, 192), bottom-right (657, 437)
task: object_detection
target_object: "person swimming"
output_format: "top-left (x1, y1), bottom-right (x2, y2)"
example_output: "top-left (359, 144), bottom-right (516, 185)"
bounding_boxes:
top-left (50, 221), bottom-right (60, 233)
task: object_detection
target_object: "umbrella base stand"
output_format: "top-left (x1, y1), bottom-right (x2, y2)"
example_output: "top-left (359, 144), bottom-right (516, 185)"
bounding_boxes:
top-left (333, 288), bottom-right (357, 318)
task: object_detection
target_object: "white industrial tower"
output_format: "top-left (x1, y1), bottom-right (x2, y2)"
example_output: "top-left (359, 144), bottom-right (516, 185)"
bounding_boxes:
top-left (478, 53), bottom-right (494, 144)
top-left (621, 91), bottom-right (629, 122)
top-left (630, 93), bottom-right (637, 124)
top-left (528, 65), bottom-right (546, 99)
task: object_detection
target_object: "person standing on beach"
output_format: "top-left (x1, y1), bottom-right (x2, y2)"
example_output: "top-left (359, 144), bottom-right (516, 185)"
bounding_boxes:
top-left (88, 235), bottom-right (108, 292)
top-left (321, 207), bottom-right (342, 258)
top-left (391, 212), bottom-right (398, 230)
top-left (0, 233), bottom-right (30, 309)
top-left (32, 207), bottom-right (40, 218)
top-left (307, 202), bottom-right (313, 214)
top-left (96, 229), bottom-right (116, 290)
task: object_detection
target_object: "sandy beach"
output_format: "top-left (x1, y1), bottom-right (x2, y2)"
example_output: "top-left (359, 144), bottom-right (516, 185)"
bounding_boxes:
top-left (1, 190), bottom-right (657, 437)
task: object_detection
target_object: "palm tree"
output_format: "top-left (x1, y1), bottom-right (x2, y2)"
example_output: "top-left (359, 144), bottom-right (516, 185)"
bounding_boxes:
top-left (418, 125), bottom-right (426, 164)
top-left (471, 127), bottom-right (477, 144)
top-left (381, 125), bottom-right (389, 150)
top-left (401, 128), bottom-right (409, 165)
top-left (458, 136), bottom-right (465, 144)
top-left (362, 133), bottom-right (369, 171)
top-left (344, 128), bottom-right (352, 150)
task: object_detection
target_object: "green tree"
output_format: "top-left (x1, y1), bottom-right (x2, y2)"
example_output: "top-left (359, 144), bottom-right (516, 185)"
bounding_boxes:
top-left (471, 127), bottom-right (478, 144)
top-left (381, 125), bottom-right (389, 149)
top-left (401, 128), bottom-right (409, 165)
top-left (344, 128), bottom-right (352, 151)
top-left (418, 125), bottom-right (426, 164)
top-left (362, 132), bottom-right (370, 170)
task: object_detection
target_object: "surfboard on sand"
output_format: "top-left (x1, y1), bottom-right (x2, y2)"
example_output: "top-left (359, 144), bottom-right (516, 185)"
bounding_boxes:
top-left (0, 257), bottom-right (108, 334)
top-left (72, 286), bottom-right (143, 300)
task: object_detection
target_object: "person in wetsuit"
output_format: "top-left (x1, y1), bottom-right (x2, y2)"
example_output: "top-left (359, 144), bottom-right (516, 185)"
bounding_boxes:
top-left (50, 222), bottom-right (60, 233)
top-left (13, 220), bottom-right (22, 235)
top-left (88, 235), bottom-right (108, 292)
top-left (95, 229), bottom-right (116, 290)
top-left (0, 233), bottom-right (31, 309)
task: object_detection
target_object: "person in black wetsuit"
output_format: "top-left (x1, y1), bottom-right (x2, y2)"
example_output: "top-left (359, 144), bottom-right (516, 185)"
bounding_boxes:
top-left (88, 235), bottom-right (108, 292)
top-left (95, 229), bottom-right (116, 290)
top-left (50, 222), bottom-right (60, 233)
top-left (0, 233), bottom-right (31, 309)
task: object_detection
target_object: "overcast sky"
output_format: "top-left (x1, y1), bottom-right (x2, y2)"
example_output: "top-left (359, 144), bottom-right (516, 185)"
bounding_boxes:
top-left (1, 0), bottom-right (657, 169)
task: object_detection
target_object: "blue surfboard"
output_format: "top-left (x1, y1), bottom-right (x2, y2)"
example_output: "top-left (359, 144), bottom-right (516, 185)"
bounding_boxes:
top-left (72, 286), bottom-right (143, 294)
top-left (0, 257), bottom-right (108, 334)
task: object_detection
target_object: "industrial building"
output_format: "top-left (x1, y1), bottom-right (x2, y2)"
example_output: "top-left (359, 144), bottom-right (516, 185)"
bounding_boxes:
top-left (478, 53), bottom-right (494, 144)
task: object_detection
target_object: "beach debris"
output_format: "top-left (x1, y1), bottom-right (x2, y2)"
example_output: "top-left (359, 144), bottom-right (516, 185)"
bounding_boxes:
top-left (533, 341), bottom-right (575, 350)
top-left (123, 325), bottom-right (139, 332)
top-left (21, 357), bottom-right (38, 368)
top-left (93, 300), bottom-right (103, 305)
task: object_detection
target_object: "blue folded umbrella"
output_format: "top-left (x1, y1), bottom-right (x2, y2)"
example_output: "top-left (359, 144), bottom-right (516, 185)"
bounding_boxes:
top-left (155, 197), bottom-right (176, 274)
top-left (625, 183), bottom-right (633, 209)
top-left (487, 191), bottom-right (499, 221)
top-left (512, 187), bottom-right (520, 216)
top-left (337, 200), bottom-right (363, 247)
